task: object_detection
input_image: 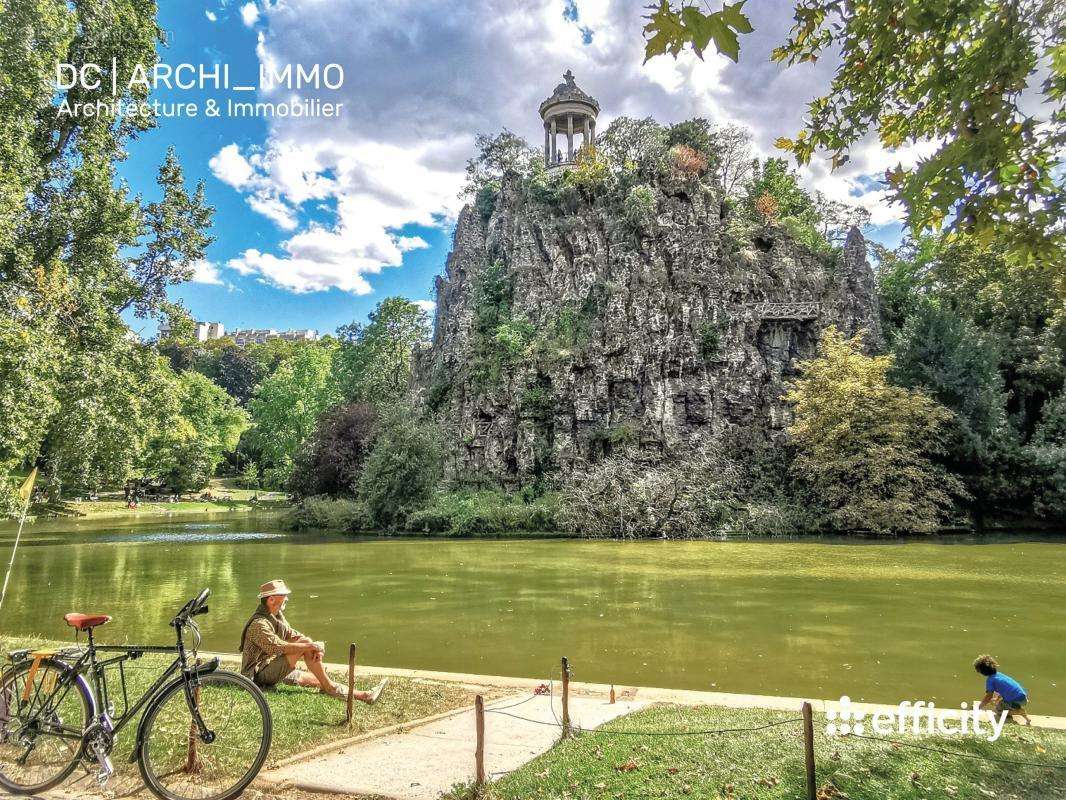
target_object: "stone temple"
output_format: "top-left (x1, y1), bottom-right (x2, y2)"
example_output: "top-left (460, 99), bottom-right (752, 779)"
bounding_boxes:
top-left (418, 72), bottom-right (882, 486)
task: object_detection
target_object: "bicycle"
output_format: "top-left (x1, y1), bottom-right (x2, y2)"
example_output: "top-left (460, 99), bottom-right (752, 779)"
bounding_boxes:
top-left (0, 588), bottom-right (272, 800)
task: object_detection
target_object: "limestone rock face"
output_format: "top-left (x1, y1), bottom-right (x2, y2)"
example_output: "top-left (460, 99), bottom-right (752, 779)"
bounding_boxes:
top-left (417, 175), bottom-right (882, 486)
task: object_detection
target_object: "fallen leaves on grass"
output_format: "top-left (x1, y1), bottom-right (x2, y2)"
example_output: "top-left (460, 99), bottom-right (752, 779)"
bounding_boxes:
top-left (615, 759), bottom-right (640, 772)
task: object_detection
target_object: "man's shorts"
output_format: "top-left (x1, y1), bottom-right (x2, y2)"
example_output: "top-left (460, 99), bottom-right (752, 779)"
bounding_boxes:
top-left (995, 696), bottom-right (1027, 712)
top-left (253, 655), bottom-right (295, 689)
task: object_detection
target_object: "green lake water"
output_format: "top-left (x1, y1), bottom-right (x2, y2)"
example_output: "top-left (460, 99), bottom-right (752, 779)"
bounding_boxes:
top-left (1, 516), bottom-right (1063, 714)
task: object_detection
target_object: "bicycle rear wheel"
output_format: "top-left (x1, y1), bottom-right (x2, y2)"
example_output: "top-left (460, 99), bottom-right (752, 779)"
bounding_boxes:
top-left (137, 670), bottom-right (271, 800)
top-left (0, 657), bottom-right (92, 795)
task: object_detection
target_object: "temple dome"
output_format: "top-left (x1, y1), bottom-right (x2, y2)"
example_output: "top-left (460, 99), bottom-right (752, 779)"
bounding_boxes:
top-left (539, 70), bottom-right (599, 117)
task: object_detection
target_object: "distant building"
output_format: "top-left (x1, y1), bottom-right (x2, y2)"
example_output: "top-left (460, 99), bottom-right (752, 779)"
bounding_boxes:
top-left (231, 327), bottom-right (319, 347)
top-left (158, 320), bottom-right (225, 342)
top-left (157, 320), bottom-right (317, 346)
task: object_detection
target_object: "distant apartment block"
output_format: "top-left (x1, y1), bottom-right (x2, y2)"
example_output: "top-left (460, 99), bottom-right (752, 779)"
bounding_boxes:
top-left (158, 320), bottom-right (225, 341)
top-left (231, 328), bottom-right (319, 346)
top-left (157, 321), bottom-right (317, 346)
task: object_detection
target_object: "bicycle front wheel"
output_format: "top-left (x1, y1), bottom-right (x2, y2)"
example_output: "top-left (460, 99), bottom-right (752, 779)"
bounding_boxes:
top-left (0, 657), bottom-right (92, 795)
top-left (137, 670), bottom-right (272, 800)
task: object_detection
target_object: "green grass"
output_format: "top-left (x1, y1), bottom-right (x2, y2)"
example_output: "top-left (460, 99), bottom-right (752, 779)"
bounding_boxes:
top-left (1, 636), bottom-right (481, 784)
top-left (465, 705), bottom-right (1066, 800)
top-left (25, 478), bottom-right (292, 522)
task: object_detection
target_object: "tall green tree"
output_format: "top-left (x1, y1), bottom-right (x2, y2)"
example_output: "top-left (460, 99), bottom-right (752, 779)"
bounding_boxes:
top-left (145, 372), bottom-right (250, 493)
top-left (248, 344), bottom-right (340, 486)
top-left (0, 1), bottom-right (214, 498)
top-left (786, 327), bottom-right (964, 533)
top-left (335, 297), bottom-right (430, 406)
top-left (357, 408), bottom-right (441, 529)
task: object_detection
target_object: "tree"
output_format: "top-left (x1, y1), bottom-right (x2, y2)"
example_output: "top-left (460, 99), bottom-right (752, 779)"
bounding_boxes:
top-left (215, 346), bottom-right (268, 406)
top-left (464, 130), bottom-right (538, 195)
top-left (43, 341), bottom-right (177, 493)
top-left (644, 0), bottom-right (1065, 261)
top-left (666, 118), bottom-right (714, 156)
top-left (357, 408), bottom-right (441, 528)
top-left (596, 117), bottom-right (669, 176)
top-left (145, 372), bottom-right (250, 493)
top-left (786, 327), bottom-right (964, 533)
top-left (0, 1), bottom-right (214, 498)
top-left (335, 297), bottom-right (430, 406)
top-left (1029, 394), bottom-right (1066, 519)
top-left (709, 123), bottom-right (753, 198)
top-left (289, 403), bottom-right (377, 499)
top-left (123, 148), bottom-right (215, 317)
top-left (248, 345), bottom-right (340, 486)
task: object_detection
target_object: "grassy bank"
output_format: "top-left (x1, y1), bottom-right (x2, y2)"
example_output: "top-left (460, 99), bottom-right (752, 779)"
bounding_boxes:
top-left (0, 635), bottom-right (482, 786)
top-left (286, 490), bottom-right (570, 537)
top-left (463, 704), bottom-right (1066, 800)
top-left (16, 479), bottom-right (292, 525)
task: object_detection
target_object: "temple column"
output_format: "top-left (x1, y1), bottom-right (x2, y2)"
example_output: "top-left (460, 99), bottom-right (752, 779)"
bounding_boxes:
top-left (550, 118), bottom-right (557, 163)
top-left (544, 123), bottom-right (550, 165)
top-left (583, 117), bottom-right (591, 150)
top-left (567, 114), bottom-right (574, 160)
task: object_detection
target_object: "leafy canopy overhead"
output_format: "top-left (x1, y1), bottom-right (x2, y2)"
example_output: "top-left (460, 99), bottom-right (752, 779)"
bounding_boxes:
top-left (644, 0), bottom-right (1066, 262)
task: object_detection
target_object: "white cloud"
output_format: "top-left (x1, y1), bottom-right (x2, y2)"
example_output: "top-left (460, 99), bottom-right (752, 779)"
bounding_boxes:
top-left (208, 144), bottom-right (255, 189)
top-left (212, 0), bottom-right (922, 297)
top-left (190, 259), bottom-right (226, 285)
top-left (205, 10), bottom-right (217, 21)
top-left (413, 299), bottom-right (437, 314)
top-left (239, 2), bottom-right (259, 27)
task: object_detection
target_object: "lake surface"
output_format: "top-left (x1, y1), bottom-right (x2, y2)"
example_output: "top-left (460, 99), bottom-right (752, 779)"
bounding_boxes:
top-left (1, 516), bottom-right (1063, 714)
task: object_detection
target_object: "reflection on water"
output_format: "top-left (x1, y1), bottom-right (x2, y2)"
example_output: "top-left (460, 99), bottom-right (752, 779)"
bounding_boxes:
top-left (0, 516), bottom-right (1063, 715)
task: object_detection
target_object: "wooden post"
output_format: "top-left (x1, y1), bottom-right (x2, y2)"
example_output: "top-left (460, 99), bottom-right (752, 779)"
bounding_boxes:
top-left (561, 656), bottom-right (571, 738)
top-left (475, 694), bottom-right (486, 788)
top-left (346, 643), bottom-right (357, 728)
top-left (802, 701), bottom-right (816, 800)
top-left (609, 684), bottom-right (616, 704)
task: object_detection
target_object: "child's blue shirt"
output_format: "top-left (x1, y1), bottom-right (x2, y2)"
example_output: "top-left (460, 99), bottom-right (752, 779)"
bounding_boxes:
top-left (986, 672), bottom-right (1027, 702)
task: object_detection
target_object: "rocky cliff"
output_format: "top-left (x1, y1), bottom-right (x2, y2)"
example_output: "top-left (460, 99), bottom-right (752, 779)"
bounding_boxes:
top-left (418, 172), bottom-right (881, 487)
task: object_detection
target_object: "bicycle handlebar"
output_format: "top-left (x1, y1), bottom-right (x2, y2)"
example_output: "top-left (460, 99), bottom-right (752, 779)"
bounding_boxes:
top-left (171, 588), bottom-right (211, 628)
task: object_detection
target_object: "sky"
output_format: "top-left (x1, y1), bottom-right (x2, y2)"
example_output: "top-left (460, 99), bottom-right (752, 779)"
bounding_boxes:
top-left (122, 0), bottom-right (929, 339)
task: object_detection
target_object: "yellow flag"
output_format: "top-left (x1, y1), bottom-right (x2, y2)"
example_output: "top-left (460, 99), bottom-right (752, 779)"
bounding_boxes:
top-left (16, 468), bottom-right (37, 508)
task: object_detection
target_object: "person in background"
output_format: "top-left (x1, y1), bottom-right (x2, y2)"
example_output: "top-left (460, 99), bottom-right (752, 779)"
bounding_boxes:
top-left (240, 579), bottom-right (387, 703)
top-left (974, 654), bottom-right (1031, 725)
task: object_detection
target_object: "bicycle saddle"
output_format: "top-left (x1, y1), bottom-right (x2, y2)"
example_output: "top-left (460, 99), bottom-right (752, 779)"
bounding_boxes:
top-left (64, 613), bottom-right (112, 630)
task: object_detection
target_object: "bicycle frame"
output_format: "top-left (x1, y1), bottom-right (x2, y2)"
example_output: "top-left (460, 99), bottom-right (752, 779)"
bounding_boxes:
top-left (12, 619), bottom-right (220, 756)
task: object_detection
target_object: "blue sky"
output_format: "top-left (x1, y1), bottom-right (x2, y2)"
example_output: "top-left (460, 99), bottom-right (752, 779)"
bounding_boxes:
top-left (124, 0), bottom-right (914, 339)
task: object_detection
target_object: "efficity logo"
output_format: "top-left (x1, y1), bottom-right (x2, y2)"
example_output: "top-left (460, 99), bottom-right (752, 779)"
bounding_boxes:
top-left (826, 696), bottom-right (1010, 742)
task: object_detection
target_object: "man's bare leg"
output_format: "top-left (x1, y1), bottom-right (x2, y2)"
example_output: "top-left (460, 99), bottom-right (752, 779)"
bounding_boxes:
top-left (282, 650), bottom-right (379, 702)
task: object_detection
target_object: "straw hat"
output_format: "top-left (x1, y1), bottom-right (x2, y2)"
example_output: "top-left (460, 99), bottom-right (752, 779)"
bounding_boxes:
top-left (258, 579), bottom-right (292, 599)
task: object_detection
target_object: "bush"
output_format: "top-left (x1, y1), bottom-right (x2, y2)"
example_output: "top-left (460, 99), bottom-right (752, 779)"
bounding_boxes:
top-left (566, 145), bottom-right (611, 196)
top-left (358, 409), bottom-right (442, 528)
top-left (669, 144), bottom-right (709, 178)
top-left (561, 443), bottom-right (748, 538)
top-left (697, 319), bottom-right (726, 361)
top-left (403, 491), bottom-right (562, 535)
top-left (236, 462), bottom-right (261, 490)
top-left (666, 118), bottom-right (714, 157)
top-left (284, 496), bottom-right (371, 531)
top-left (622, 184), bottom-right (657, 234)
top-left (475, 181), bottom-right (500, 220)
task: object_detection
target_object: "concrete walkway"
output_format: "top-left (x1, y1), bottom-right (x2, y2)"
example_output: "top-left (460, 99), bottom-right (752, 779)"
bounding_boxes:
top-left (262, 693), bottom-right (646, 799)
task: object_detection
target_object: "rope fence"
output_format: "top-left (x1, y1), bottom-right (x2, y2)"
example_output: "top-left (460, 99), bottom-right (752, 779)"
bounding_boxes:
top-left (470, 655), bottom-right (1066, 799)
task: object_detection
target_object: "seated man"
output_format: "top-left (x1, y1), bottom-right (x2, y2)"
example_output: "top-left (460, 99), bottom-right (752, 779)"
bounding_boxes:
top-left (240, 579), bottom-right (387, 703)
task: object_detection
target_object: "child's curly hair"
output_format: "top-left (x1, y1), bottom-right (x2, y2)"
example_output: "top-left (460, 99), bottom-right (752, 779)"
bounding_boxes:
top-left (973, 654), bottom-right (999, 676)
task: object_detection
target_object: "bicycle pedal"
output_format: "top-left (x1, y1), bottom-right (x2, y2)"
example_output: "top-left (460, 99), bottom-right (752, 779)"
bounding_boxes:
top-left (94, 755), bottom-right (114, 786)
